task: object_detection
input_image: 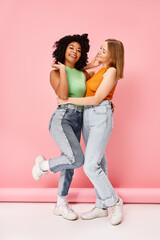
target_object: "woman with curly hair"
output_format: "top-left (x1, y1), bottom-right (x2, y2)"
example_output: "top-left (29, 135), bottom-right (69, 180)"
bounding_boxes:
top-left (58, 39), bottom-right (124, 225)
top-left (32, 34), bottom-right (90, 220)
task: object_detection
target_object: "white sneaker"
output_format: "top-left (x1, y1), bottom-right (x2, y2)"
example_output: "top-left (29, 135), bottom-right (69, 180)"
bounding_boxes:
top-left (110, 198), bottom-right (123, 225)
top-left (32, 155), bottom-right (48, 181)
top-left (54, 203), bottom-right (78, 221)
top-left (81, 207), bottom-right (108, 220)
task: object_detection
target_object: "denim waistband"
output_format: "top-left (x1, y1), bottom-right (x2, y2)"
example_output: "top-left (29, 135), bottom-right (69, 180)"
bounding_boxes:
top-left (58, 104), bottom-right (83, 112)
top-left (84, 100), bottom-right (111, 109)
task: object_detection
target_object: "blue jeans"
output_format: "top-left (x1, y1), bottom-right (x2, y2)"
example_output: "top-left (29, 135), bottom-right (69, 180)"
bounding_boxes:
top-left (83, 100), bottom-right (119, 208)
top-left (49, 104), bottom-right (84, 196)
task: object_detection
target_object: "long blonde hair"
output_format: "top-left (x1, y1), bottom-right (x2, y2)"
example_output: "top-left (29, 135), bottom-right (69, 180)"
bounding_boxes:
top-left (105, 39), bottom-right (124, 80)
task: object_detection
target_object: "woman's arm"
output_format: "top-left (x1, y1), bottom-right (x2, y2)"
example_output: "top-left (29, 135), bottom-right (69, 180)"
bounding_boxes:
top-left (83, 54), bottom-right (100, 70)
top-left (50, 62), bottom-right (69, 100)
top-left (58, 67), bottom-right (117, 106)
top-left (86, 70), bottom-right (96, 79)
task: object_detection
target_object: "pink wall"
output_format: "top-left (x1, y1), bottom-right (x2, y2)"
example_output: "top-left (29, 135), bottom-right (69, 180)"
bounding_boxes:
top-left (1, 0), bottom-right (160, 193)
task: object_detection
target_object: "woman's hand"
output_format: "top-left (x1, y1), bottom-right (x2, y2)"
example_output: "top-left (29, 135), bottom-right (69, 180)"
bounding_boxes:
top-left (51, 61), bottom-right (65, 71)
top-left (90, 54), bottom-right (101, 68)
top-left (57, 97), bottom-right (69, 105)
top-left (83, 54), bottom-right (101, 70)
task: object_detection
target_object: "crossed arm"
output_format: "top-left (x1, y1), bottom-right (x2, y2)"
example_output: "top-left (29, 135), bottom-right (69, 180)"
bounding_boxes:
top-left (58, 67), bottom-right (117, 106)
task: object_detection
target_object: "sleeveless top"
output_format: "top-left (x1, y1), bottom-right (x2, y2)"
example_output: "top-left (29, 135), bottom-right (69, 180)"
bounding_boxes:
top-left (85, 67), bottom-right (117, 100)
top-left (65, 66), bottom-right (86, 100)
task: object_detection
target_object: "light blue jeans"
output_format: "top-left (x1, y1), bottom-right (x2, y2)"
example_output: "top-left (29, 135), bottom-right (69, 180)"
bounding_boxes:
top-left (49, 104), bottom-right (84, 197)
top-left (83, 100), bottom-right (119, 208)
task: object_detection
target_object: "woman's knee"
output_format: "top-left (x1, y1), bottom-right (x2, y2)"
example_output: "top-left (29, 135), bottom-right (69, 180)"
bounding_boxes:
top-left (74, 152), bottom-right (84, 168)
top-left (83, 161), bottom-right (99, 177)
top-left (74, 150), bottom-right (84, 168)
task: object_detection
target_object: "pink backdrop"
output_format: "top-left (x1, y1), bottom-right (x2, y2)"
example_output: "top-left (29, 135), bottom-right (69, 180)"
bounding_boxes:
top-left (0, 0), bottom-right (160, 201)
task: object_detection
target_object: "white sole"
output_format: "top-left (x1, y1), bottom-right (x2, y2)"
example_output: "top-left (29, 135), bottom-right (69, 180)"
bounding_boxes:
top-left (81, 214), bottom-right (108, 220)
top-left (54, 208), bottom-right (78, 221)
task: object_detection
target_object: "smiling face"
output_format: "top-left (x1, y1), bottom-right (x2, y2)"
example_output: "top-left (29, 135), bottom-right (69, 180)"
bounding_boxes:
top-left (65, 42), bottom-right (82, 67)
top-left (96, 41), bottom-right (111, 67)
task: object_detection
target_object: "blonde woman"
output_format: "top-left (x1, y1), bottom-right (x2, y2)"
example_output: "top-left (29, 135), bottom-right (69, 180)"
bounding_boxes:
top-left (58, 39), bottom-right (124, 225)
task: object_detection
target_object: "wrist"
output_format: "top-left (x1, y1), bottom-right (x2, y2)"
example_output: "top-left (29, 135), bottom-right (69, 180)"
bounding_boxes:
top-left (60, 65), bottom-right (66, 72)
top-left (67, 98), bottom-right (71, 103)
top-left (84, 63), bottom-right (92, 70)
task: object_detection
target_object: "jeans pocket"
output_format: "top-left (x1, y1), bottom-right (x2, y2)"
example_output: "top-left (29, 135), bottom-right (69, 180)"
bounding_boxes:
top-left (65, 109), bottom-right (75, 116)
top-left (94, 105), bottom-right (107, 114)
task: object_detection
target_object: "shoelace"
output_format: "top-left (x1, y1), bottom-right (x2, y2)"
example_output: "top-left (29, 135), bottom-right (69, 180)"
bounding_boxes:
top-left (111, 206), bottom-right (120, 215)
top-left (65, 203), bottom-right (74, 213)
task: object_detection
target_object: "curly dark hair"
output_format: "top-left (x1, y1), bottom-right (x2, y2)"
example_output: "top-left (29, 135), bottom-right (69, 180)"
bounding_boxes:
top-left (52, 34), bottom-right (90, 70)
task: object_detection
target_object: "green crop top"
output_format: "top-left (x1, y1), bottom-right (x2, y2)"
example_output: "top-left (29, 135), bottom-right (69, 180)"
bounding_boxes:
top-left (65, 66), bottom-right (86, 106)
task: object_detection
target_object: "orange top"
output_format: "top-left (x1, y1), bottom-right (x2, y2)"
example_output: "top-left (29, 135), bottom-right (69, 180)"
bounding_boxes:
top-left (85, 67), bottom-right (117, 100)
